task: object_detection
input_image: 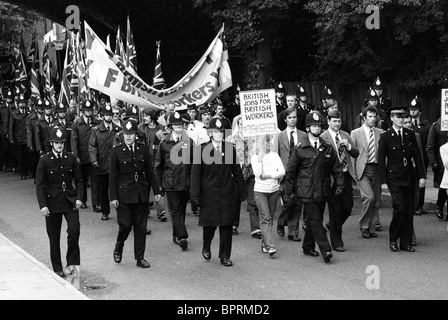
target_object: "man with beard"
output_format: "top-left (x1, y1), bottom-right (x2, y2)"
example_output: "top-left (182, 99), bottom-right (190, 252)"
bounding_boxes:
top-left (9, 93), bottom-right (30, 180)
top-left (35, 126), bottom-right (83, 277)
top-left (89, 104), bottom-right (121, 221)
top-left (71, 100), bottom-right (100, 209)
top-left (284, 111), bottom-right (343, 263)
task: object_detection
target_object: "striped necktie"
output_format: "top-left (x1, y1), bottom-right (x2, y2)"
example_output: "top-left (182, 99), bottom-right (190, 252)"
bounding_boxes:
top-left (335, 133), bottom-right (347, 169)
top-left (368, 128), bottom-right (375, 163)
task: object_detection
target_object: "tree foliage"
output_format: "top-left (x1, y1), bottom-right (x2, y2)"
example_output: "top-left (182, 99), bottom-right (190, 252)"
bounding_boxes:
top-left (306, 0), bottom-right (448, 89)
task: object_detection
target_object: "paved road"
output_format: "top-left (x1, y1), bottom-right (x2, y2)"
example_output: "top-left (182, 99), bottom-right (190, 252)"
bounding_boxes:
top-left (1, 170), bottom-right (447, 300)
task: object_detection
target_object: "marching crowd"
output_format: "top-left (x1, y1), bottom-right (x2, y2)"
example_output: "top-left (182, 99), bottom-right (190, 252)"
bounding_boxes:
top-left (1, 75), bottom-right (448, 276)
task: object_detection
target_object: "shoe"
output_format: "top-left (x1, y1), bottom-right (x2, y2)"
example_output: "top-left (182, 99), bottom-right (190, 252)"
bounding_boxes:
top-left (232, 227), bottom-right (239, 235)
top-left (415, 209), bottom-right (421, 216)
top-left (202, 248), bottom-right (211, 260)
top-left (361, 228), bottom-right (371, 238)
top-left (375, 225), bottom-right (382, 231)
top-left (389, 241), bottom-right (398, 252)
top-left (55, 271), bottom-right (65, 278)
top-left (146, 228), bottom-right (152, 235)
top-left (113, 244), bottom-right (122, 263)
top-left (369, 232), bottom-right (378, 238)
top-left (148, 200), bottom-right (154, 207)
top-left (136, 259), bottom-right (150, 268)
top-left (400, 245), bottom-right (415, 252)
top-left (94, 205), bottom-right (102, 212)
top-left (251, 231), bottom-right (262, 239)
top-left (179, 238), bottom-right (188, 250)
top-left (173, 236), bottom-right (180, 245)
top-left (333, 246), bottom-right (345, 252)
top-left (411, 240), bottom-right (417, 246)
top-left (323, 251), bottom-right (333, 263)
top-left (157, 211), bottom-right (167, 222)
top-left (277, 225), bottom-right (285, 237)
top-left (436, 208), bottom-right (444, 219)
top-left (303, 249), bottom-right (319, 257)
top-left (101, 214), bottom-right (109, 220)
top-left (220, 258), bottom-right (233, 267)
top-left (261, 241), bottom-right (269, 254)
top-left (287, 235), bottom-right (301, 242)
top-left (81, 203), bottom-right (87, 209)
top-left (268, 247), bottom-right (277, 256)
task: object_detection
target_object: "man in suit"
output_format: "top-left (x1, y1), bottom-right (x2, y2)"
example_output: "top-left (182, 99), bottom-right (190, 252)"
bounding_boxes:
top-left (284, 111), bottom-right (344, 263)
top-left (190, 117), bottom-right (246, 267)
top-left (109, 118), bottom-right (161, 268)
top-left (295, 84), bottom-right (315, 132)
top-left (378, 105), bottom-right (426, 252)
top-left (350, 106), bottom-right (384, 238)
top-left (277, 94), bottom-right (297, 131)
top-left (277, 108), bottom-right (307, 242)
top-left (321, 110), bottom-right (359, 251)
top-left (35, 126), bottom-right (83, 277)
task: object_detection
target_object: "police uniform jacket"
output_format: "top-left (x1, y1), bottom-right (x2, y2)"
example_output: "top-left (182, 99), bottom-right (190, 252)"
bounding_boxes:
top-left (276, 99), bottom-right (287, 116)
top-left (284, 137), bottom-right (344, 202)
top-left (88, 121), bottom-right (120, 175)
top-left (113, 129), bottom-right (146, 148)
top-left (155, 131), bottom-right (193, 191)
top-left (26, 112), bottom-right (39, 150)
top-left (190, 141), bottom-right (246, 227)
top-left (296, 103), bottom-right (315, 132)
top-left (35, 151), bottom-right (83, 213)
top-left (378, 127), bottom-right (426, 187)
top-left (71, 116), bottom-right (100, 164)
top-left (109, 140), bottom-right (161, 204)
top-left (9, 108), bottom-right (29, 145)
top-left (0, 102), bottom-right (13, 136)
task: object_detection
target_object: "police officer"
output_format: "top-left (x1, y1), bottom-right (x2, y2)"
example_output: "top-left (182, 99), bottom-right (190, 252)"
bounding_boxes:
top-left (9, 93), bottom-right (30, 180)
top-left (155, 112), bottom-right (194, 250)
top-left (109, 118), bottom-right (161, 268)
top-left (52, 102), bottom-right (73, 152)
top-left (284, 111), bottom-right (344, 263)
top-left (0, 89), bottom-right (15, 171)
top-left (275, 82), bottom-right (287, 115)
top-left (71, 100), bottom-right (100, 209)
top-left (295, 84), bottom-right (315, 132)
top-left (35, 99), bottom-right (54, 155)
top-left (27, 98), bottom-right (44, 181)
top-left (89, 104), bottom-right (121, 221)
top-left (35, 126), bottom-right (83, 277)
top-left (372, 76), bottom-right (391, 129)
top-left (378, 105), bottom-right (426, 252)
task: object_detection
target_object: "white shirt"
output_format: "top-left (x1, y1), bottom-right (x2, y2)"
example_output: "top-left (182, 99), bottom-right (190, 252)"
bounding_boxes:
top-left (251, 152), bottom-right (285, 193)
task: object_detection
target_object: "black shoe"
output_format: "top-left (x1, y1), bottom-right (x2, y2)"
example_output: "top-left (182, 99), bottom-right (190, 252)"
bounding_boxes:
top-left (148, 200), bottom-right (154, 207)
top-left (55, 271), bottom-right (65, 278)
top-left (389, 241), bottom-right (398, 252)
top-left (411, 240), bottom-right (417, 246)
top-left (179, 239), bottom-right (188, 250)
top-left (436, 208), bottom-right (444, 219)
top-left (113, 245), bottom-right (122, 263)
top-left (369, 232), bottom-right (378, 238)
top-left (277, 225), bottom-right (285, 237)
top-left (220, 258), bottom-right (233, 267)
top-left (94, 205), bottom-right (102, 212)
top-left (146, 228), bottom-right (152, 235)
top-left (303, 249), bottom-right (319, 257)
top-left (136, 259), bottom-right (150, 268)
top-left (157, 210), bottom-right (167, 222)
top-left (333, 246), bottom-right (345, 252)
top-left (375, 225), bottom-right (382, 231)
top-left (400, 245), bottom-right (415, 252)
top-left (173, 236), bottom-right (180, 245)
top-left (101, 214), bottom-right (109, 221)
top-left (81, 203), bottom-right (87, 209)
top-left (232, 227), bottom-right (239, 235)
top-left (202, 248), bottom-right (211, 260)
top-left (361, 228), bottom-right (371, 238)
top-left (323, 251), bottom-right (333, 263)
top-left (287, 235), bottom-right (301, 242)
top-left (415, 209), bottom-right (421, 216)
top-left (251, 231), bottom-right (262, 239)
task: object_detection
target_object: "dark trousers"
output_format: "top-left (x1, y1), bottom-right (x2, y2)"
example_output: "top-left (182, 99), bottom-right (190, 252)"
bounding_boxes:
top-left (45, 205), bottom-right (80, 272)
top-left (302, 201), bottom-right (332, 254)
top-left (0, 134), bottom-right (11, 168)
top-left (166, 190), bottom-right (190, 240)
top-left (29, 150), bottom-right (40, 178)
top-left (278, 185), bottom-right (302, 236)
top-left (79, 163), bottom-right (98, 206)
top-left (97, 174), bottom-right (110, 215)
top-left (13, 144), bottom-right (28, 177)
top-left (389, 184), bottom-right (415, 247)
top-left (436, 187), bottom-right (448, 212)
top-left (116, 202), bottom-right (148, 260)
top-left (328, 171), bottom-right (353, 248)
top-left (203, 225), bottom-right (233, 259)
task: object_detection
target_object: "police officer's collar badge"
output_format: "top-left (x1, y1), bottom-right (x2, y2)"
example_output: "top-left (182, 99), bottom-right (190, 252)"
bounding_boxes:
top-left (216, 119), bottom-right (222, 128)
top-left (126, 121), bottom-right (132, 130)
top-left (313, 113), bottom-right (319, 121)
top-left (174, 112), bottom-right (180, 119)
top-left (132, 107), bottom-right (137, 114)
top-left (56, 129), bottom-right (63, 138)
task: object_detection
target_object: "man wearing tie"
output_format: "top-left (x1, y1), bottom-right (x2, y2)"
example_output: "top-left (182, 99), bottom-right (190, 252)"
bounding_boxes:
top-left (321, 110), bottom-right (359, 251)
top-left (109, 118), bottom-right (161, 268)
top-left (277, 108), bottom-right (307, 241)
top-left (350, 106), bottom-right (384, 238)
top-left (378, 105), bottom-right (426, 252)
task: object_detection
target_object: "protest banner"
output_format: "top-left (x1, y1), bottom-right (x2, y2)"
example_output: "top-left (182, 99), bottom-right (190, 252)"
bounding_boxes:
top-left (441, 89), bottom-right (448, 131)
top-left (239, 89), bottom-right (277, 137)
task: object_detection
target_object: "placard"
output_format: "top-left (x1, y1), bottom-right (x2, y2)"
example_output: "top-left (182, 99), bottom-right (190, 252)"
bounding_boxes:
top-left (239, 89), bottom-right (277, 137)
top-left (441, 89), bottom-right (448, 131)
